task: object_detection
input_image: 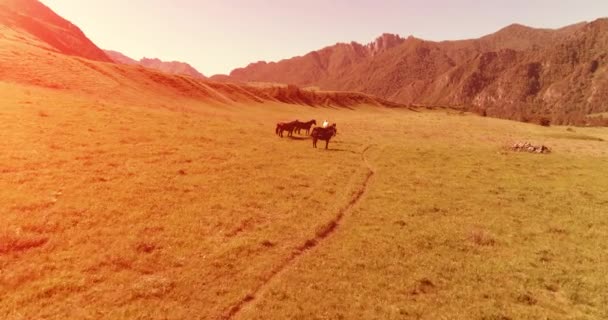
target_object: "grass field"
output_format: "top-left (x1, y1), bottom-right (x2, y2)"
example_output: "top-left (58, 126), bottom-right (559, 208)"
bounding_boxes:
top-left (1, 81), bottom-right (607, 320)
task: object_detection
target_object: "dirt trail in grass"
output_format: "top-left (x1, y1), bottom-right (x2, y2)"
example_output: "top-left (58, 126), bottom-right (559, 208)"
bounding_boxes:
top-left (223, 144), bottom-right (377, 320)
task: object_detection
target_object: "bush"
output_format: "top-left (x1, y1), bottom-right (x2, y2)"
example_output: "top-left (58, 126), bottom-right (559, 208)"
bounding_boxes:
top-left (538, 117), bottom-right (551, 127)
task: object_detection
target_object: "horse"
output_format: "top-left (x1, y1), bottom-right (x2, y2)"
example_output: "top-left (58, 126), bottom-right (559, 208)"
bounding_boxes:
top-left (311, 123), bottom-right (337, 149)
top-left (275, 120), bottom-right (300, 137)
top-left (294, 120), bottom-right (317, 135)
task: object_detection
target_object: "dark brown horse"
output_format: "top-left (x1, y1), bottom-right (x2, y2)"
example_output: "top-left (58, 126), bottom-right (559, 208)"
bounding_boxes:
top-left (294, 119), bottom-right (317, 135)
top-left (311, 123), bottom-right (337, 149)
top-left (275, 120), bottom-right (300, 137)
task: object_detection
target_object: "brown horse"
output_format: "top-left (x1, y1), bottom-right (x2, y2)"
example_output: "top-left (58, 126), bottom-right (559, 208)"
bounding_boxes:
top-left (275, 120), bottom-right (300, 137)
top-left (311, 123), bottom-right (337, 149)
top-left (294, 119), bottom-right (317, 135)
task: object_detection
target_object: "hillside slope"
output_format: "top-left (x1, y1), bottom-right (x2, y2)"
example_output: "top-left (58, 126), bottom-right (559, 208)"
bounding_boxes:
top-left (0, 0), bottom-right (111, 62)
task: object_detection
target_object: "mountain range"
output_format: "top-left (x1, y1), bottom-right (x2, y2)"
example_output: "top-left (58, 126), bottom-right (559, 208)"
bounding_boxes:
top-left (212, 20), bottom-right (608, 125)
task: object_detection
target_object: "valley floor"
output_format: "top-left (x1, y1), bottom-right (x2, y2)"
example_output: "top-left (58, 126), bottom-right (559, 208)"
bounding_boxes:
top-left (1, 83), bottom-right (607, 319)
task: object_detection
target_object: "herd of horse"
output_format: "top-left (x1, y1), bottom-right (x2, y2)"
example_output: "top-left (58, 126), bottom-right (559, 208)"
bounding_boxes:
top-left (275, 119), bottom-right (338, 149)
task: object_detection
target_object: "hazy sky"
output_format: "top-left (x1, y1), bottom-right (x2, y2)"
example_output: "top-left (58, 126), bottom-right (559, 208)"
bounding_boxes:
top-left (42, 0), bottom-right (608, 76)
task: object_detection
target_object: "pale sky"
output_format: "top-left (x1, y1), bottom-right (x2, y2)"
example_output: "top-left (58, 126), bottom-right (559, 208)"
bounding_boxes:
top-left (42, 0), bottom-right (608, 76)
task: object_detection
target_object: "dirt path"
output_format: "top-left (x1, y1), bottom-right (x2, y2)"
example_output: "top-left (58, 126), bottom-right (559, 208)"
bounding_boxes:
top-left (222, 145), bottom-right (377, 319)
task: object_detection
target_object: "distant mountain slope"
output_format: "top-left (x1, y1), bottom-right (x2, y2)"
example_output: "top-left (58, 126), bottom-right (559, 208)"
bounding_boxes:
top-left (104, 50), bottom-right (206, 79)
top-left (0, 0), bottom-right (111, 62)
top-left (104, 49), bottom-right (138, 65)
top-left (139, 57), bottom-right (206, 79)
top-left (215, 20), bottom-right (608, 125)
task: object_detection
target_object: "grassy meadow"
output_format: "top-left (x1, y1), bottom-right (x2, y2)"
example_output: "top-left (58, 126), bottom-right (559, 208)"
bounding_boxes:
top-left (1, 82), bottom-right (607, 319)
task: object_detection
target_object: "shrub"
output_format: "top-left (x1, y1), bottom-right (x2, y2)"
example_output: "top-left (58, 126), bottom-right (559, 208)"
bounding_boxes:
top-left (538, 117), bottom-right (551, 127)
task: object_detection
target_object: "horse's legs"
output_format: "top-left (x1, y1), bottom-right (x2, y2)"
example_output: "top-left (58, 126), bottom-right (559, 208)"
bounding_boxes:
top-left (312, 137), bottom-right (317, 148)
top-left (325, 139), bottom-right (329, 149)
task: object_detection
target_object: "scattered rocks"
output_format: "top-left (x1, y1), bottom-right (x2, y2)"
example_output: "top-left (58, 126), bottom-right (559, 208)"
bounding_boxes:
top-left (511, 142), bottom-right (551, 154)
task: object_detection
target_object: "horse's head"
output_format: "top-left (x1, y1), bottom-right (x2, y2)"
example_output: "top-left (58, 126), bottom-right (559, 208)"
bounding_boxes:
top-left (312, 120), bottom-right (317, 125)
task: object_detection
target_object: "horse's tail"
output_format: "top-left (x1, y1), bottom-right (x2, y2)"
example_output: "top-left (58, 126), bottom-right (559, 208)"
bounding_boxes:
top-left (275, 124), bottom-right (280, 135)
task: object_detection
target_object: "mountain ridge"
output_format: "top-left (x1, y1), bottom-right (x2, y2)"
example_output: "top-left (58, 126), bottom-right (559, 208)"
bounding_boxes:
top-left (104, 50), bottom-right (207, 79)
